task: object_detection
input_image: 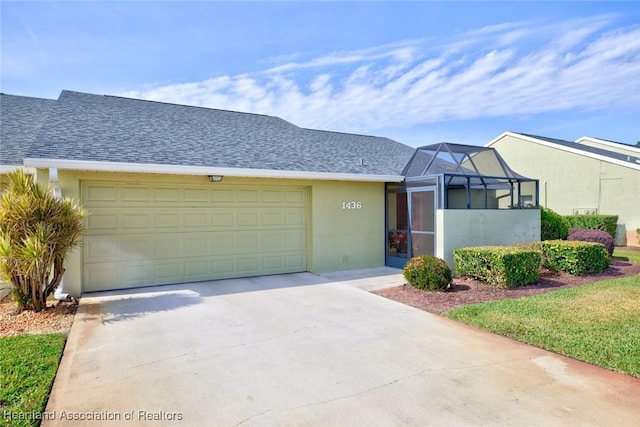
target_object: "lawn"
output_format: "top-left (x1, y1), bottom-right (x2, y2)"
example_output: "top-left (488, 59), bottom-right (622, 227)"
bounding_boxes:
top-left (613, 248), bottom-right (640, 264)
top-left (0, 334), bottom-right (67, 427)
top-left (444, 274), bottom-right (640, 378)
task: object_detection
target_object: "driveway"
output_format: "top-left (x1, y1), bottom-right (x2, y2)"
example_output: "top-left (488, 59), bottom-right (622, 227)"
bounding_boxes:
top-left (44, 269), bottom-right (640, 426)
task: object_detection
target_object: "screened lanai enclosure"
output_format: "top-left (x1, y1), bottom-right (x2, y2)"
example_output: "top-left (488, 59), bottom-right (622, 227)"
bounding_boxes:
top-left (386, 142), bottom-right (540, 268)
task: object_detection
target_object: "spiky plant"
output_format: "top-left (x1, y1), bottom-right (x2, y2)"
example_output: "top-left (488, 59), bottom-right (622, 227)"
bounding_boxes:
top-left (0, 170), bottom-right (85, 312)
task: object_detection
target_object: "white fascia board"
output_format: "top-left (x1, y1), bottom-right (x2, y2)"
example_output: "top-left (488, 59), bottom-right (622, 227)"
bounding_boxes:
top-left (23, 158), bottom-right (405, 182)
top-left (485, 132), bottom-right (640, 171)
top-left (575, 136), bottom-right (640, 154)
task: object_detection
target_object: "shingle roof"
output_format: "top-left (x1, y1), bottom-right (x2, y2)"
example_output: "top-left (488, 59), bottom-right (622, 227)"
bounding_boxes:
top-left (23, 90), bottom-right (415, 176)
top-left (519, 133), bottom-right (640, 166)
top-left (0, 94), bottom-right (57, 166)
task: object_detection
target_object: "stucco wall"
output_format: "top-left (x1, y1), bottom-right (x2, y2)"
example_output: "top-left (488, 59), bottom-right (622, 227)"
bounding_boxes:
top-left (490, 135), bottom-right (640, 246)
top-left (46, 170), bottom-right (385, 296)
top-left (436, 209), bottom-right (541, 269)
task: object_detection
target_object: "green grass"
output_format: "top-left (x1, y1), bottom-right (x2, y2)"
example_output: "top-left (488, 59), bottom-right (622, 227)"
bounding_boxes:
top-left (444, 275), bottom-right (640, 377)
top-left (0, 334), bottom-right (67, 427)
top-left (613, 248), bottom-right (640, 264)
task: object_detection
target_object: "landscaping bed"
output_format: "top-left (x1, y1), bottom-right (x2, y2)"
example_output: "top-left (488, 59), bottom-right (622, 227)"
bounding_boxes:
top-left (0, 295), bottom-right (77, 338)
top-left (374, 256), bottom-right (640, 315)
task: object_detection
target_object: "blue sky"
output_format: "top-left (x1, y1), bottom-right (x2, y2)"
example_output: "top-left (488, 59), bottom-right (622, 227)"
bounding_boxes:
top-left (2, 1), bottom-right (639, 147)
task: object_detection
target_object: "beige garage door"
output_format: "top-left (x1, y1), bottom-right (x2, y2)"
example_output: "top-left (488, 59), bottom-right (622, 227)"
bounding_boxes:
top-left (82, 181), bottom-right (308, 292)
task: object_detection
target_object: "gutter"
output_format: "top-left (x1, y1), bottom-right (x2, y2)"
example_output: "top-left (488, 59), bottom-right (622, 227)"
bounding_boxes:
top-left (23, 158), bottom-right (405, 183)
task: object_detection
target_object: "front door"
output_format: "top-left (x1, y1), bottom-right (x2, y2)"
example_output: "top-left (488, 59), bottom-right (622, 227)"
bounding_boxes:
top-left (409, 188), bottom-right (436, 257)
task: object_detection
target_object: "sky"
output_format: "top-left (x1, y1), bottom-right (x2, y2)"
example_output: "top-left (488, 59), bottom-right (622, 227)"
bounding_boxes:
top-left (1, 1), bottom-right (639, 148)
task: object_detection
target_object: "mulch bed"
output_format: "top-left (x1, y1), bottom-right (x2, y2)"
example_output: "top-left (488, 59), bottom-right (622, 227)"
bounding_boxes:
top-left (0, 295), bottom-right (78, 337)
top-left (374, 257), bottom-right (640, 315)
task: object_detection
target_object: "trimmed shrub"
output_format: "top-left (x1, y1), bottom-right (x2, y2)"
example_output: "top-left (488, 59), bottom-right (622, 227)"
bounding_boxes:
top-left (538, 240), bottom-right (610, 275)
top-left (453, 246), bottom-right (540, 288)
top-left (564, 215), bottom-right (618, 239)
top-left (541, 207), bottom-right (568, 240)
top-left (568, 228), bottom-right (615, 255)
top-left (403, 256), bottom-right (452, 291)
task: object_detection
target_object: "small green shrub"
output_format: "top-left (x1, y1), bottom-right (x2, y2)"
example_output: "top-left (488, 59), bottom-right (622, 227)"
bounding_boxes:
top-left (564, 214), bottom-right (618, 239)
top-left (538, 240), bottom-right (610, 275)
top-left (541, 207), bottom-right (568, 240)
top-left (403, 255), bottom-right (452, 291)
top-left (453, 246), bottom-right (541, 288)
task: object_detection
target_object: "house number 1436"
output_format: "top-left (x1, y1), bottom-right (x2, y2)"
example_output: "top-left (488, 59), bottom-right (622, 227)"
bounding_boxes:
top-left (342, 201), bottom-right (362, 210)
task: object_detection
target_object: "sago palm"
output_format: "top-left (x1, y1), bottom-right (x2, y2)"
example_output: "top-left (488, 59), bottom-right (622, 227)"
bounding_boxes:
top-left (0, 170), bottom-right (85, 312)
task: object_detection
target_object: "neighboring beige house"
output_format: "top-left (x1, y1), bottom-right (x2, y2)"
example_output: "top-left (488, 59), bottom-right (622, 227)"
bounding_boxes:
top-left (1, 91), bottom-right (540, 297)
top-left (487, 132), bottom-right (640, 246)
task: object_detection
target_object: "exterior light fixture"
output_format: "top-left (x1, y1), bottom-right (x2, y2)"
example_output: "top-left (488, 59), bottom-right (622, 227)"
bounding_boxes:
top-left (208, 175), bottom-right (223, 182)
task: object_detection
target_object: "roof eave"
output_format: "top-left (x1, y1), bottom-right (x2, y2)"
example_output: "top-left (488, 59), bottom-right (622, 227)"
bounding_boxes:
top-left (23, 158), bottom-right (405, 183)
top-left (486, 132), bottom-right (640, 171)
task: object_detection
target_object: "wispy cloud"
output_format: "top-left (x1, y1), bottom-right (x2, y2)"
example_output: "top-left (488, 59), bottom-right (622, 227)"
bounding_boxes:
top-left (119, 14), bottom-right (640, 134)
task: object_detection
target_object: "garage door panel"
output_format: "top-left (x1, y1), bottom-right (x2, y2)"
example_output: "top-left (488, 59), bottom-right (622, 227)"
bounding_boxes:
top-left (122, 186), bottom-right (151, 202)
top-left (153, 187), bottom-right (180, 202)
top-left (212, 212), bottom-right (234, 226)
top-left (154, 212), bottom-right (180, 228)
top-left (262, 232), bottom-right (283, 250)
top-left (284, 230), bottom-right (305, 250)
top-left (87, 213), bottom-right (118, 230)
top-left (285, 211), bottom-right (305, 226)
top-left (183, 212), bottom-right (208, 227)
top-left (263, 190), bottom-right (282, 203)
top-left (84, 184), bottom-right (118, 203)
top-left (237, 232), bottom-right (260, 252)
top-left (212, 189), bottom-right (234, 202)
top-left (121, 212), bottom-right (152, 229)
top-left (82, 182), bottom-right (308, 292)
top-left (213, 259), bottom-right (235, 275)
top-left (286, 255), bottom-right (305, 269)
top-left (184, 187), bottom-right (210, 202)
top-left (184, 259), bottom-right (210, 280)
top-left (155, 263), bottom-right (183, 282)
top-left (238, 189), bottom-right (259, 202)
top-left (154, 237), bottom-right (182, 258)
top-left (183, 235), bottom-right (209, 256)
top-left (238, 257), bottom-right (260, 273)
top-left (84, 236), bottom-right (119, 261)
top-left (285, 190), bottom-right (305, 204)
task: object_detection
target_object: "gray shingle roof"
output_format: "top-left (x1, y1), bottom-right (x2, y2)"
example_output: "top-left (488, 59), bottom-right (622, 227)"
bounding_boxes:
top-left (24, 90), bottom-right (415, 176)
top-left (0, 94), bottom-right (57, 166)
top-left (519, 133), bottom-right (640, 166)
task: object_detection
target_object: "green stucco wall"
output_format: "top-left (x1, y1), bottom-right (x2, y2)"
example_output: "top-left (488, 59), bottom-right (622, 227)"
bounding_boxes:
top-left (45, 170), bottom-right (386, 296)
top-left (490, 135), bottom-right (640, 246)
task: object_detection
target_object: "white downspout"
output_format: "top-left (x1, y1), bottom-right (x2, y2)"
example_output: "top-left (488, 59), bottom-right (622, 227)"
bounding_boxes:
top-left (49, 168), bottom-right (70, 301)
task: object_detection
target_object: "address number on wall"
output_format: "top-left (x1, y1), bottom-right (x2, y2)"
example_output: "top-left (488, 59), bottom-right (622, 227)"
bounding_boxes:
top-left (342, 201), bottom-right (362, 210)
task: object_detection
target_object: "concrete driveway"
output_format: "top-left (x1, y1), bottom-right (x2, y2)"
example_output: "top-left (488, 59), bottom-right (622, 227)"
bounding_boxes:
top-left (44, 269), bottom-right (640, 426)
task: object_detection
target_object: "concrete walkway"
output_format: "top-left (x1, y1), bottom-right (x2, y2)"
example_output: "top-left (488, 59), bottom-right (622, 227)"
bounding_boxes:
top-left (44, 270), bottom-right (640, 426)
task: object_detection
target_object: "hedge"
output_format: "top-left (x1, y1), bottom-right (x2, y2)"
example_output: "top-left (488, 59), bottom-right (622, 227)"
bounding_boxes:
top-left (536, 240), bottom-right (610, 275)
top-left (453, 246), bottom-right (541, 288)
top-left (541, 207), bottom-right (568, 240)
top-left (568, 228), bottom-right (615, 255)
top-left (564, 215), bottom-right (618, 239)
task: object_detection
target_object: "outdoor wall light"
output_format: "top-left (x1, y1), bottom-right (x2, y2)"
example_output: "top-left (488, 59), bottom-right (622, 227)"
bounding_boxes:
top-left (208, 175), bottom-right (224, 182)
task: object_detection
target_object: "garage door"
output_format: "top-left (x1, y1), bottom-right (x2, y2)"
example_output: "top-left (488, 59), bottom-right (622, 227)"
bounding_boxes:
top-left (82, 182), bottom-right (307, 292)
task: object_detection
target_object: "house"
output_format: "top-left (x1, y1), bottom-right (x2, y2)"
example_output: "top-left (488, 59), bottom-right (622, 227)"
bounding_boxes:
top-left (487, 132), bottom-right (640, 246)
top-left (1, 91), bottom-right (540, 296)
